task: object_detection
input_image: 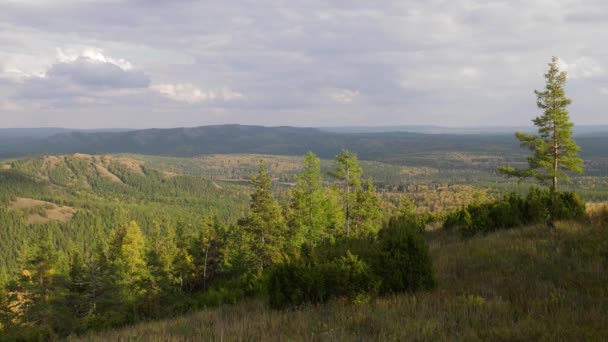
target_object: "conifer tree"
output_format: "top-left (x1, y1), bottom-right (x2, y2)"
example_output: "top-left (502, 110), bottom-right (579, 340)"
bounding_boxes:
top-left (330, 150), bottom-right (363, 235)
top-left (499, 56), bottom-right (584, 192)
top-left (189, 218), bottom-right (222, 290)
top-left (146, 220), bottom-right (178, 316)
top-left (238, 162), bottom-right (287, 271)
top-left (12, 236), bottom-right (60, 331)
top-left (397, 196), bottom-right (416, 219)
top-left (352, 179), bottom-right (383, 236)
top-left (65, 251), bottom-right (89, 322)
top-left (107, 221), bottom-right (149, 322)
top-left (289, 152), bottom-right (330, 245)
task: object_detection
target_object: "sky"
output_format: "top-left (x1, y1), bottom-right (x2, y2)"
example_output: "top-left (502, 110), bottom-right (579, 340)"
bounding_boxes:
top-left (0, 0), bottom-right (607, 129)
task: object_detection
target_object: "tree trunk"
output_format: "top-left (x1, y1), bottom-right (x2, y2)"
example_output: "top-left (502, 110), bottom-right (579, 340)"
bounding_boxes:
top-left (553, 119), bottom-right (559, 193)
top-left (203, 246), bottom-right (209, 290)
top-left (345, 167), bottom-right (350, 236)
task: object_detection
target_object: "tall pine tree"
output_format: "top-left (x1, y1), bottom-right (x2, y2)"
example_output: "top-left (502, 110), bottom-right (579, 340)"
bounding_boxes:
top-left (289, 152), bottom-right (331, 245)
top-left (237, 162), bottom-right (287, 272)
top-left (499, 56), bottom-right (583, 192)
top-left (330, 150), bottom-right (363, 235)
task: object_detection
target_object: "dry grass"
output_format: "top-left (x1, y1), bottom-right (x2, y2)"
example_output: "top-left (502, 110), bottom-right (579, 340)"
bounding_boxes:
top-left (587, 202), bottom-right (608, 214)
top-left (113, 156), bottom-right (145, 175)
top-left (162, 171), bottom-right (179, 178)
top-left (9, 197), bottom-right (76, 224)
top-left (94, 163), bottom-right (123, 183)
top-left (74, 216), bottom-right (608, 341)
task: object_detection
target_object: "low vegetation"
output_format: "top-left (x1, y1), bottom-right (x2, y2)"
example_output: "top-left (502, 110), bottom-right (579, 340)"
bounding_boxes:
top-left (444, 188), bottom-right (586, 236)
top-left (73, 209), bottom-right (608, 341)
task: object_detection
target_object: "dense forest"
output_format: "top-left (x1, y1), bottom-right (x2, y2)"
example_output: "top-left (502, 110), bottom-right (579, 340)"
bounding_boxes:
top-left (0, 150), bottom-right (433, 338)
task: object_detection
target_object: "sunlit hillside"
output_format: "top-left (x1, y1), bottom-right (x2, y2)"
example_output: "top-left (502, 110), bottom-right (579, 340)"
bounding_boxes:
top-left (74, 211), bottom-right (608, 341)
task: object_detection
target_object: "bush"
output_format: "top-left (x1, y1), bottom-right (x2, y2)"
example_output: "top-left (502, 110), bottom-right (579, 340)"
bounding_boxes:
top-left (375, 219), bottom-right (436, 293)
top-left (268, 252), bottom-right (379, 309)
top-left (268, 217), bottom-right (436, 308)
top-left (551, 191), bottom-right (586, 221)
top-left (524, 188), bottom-right (551, 223)
top-left (444, 189), bottom-right (586, 237)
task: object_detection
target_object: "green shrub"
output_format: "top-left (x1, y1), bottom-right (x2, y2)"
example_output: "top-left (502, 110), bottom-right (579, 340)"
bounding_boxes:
top-left (524, 188), bottom-right (551, 223)
top-left (551, 191), bottom-right (586, 221)
top-left (375, 219), bottom-right (436, 293)
top-left (268, 217), bottom-right (435, 308)
top-left (444, 189), bottom-right (586, 237)
top-left (268, 252), bottom-right (379, 309)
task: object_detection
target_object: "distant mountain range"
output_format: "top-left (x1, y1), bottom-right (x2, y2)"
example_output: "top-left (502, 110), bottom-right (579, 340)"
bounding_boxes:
top-left (318, 125), bottom-right (608, 135)
top-left (0, 124), bottom-right (607, 162)
top-left (0, 127), bottom-right (131, 139)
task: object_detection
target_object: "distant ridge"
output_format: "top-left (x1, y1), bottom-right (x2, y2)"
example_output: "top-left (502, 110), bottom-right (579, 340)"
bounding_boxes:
top-left (0, 124), bottom-right (607, 161)
top-left (318, 125), bottom-right (608, 135)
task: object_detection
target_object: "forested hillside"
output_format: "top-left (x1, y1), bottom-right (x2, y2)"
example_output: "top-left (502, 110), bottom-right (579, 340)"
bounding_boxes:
top-left (2, 125), bottom-right (608, 168)
top-left (0, 154), bottom-right (252, 283)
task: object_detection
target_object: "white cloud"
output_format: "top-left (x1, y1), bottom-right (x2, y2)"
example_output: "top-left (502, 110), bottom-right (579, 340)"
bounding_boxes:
top-left (151, 83), bottom-right (244, 104)
top-left (1, 47), bottom-right (136, 83)
top-left (328, 89), bottom-right (359, 104)
top-left (56, 48), bottom-right (133, 71)
top-left (558, 57), bottom-right (604, 79)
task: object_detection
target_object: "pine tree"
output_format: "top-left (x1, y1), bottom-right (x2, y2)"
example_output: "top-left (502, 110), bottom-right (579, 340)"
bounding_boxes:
top-left (499, 56), bottom-right (584, 192)
top-left (11, 236), bottom-right (61, 332)
top-left (238, 162), bottom-right (287, 272)
top-left (330, 150), bottom-right (363, 235)
top-left (107, 221), bottom-right (149, 322)
top-left (397, 196), bottom-right (416, 219)
top-left (189, 218), bottom-right (222, 291)
top-left (352, 179), bottom-right (383, 236)
top-left (289, 152), bottom-right (330, 245)
top-left (145, 220), bottom-right (178, 316)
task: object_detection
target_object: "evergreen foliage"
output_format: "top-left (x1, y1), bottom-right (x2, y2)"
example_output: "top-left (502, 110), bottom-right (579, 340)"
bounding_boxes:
top-left (236, 162), bottom-right (288, 273)
top-left (500, 57), bottom-right (584, 192)
top-left (268, 216), bottom-right (435, 309)
top-left (444, 188), bottom-right (586, 236)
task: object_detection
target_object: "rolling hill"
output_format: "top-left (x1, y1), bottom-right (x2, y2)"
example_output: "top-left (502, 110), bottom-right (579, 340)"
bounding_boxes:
top-left (2, 125), bottom-right (608, 168)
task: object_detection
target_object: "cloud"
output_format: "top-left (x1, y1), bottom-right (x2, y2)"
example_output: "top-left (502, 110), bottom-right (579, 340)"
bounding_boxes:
top-left (0, 1), bottom-right (607, 127)
top-left (151, 83), bottom-right (244, 104)
top-left (328, 89), bottom-right (359, 104)
top-left (557, 57), bottom-right (604, 79)
top-left (56, 48), bottom-right (133, 70)
top-left (46, 57), bottom-right (149, 88)
top-left (10, 48), bottom-right (150, 107)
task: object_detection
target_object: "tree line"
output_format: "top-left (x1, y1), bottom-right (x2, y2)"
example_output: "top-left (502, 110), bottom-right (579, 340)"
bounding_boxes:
top-left (0, 150), bottom-right (402, 339)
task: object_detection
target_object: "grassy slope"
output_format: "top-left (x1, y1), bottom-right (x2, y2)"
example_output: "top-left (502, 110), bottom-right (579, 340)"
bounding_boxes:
top-left (75, 217), bottom-right (608, 341)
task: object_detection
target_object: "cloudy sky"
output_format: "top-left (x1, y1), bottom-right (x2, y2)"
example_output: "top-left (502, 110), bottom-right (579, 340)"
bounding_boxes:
top-left (0, 0), bottom-right (607, 128)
